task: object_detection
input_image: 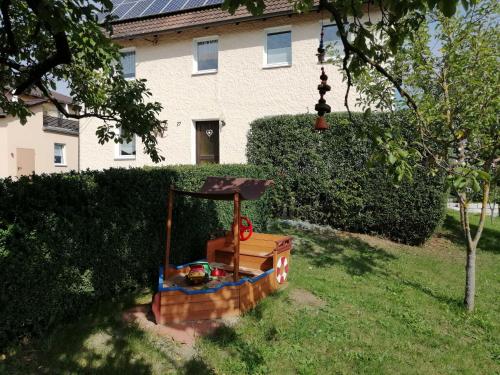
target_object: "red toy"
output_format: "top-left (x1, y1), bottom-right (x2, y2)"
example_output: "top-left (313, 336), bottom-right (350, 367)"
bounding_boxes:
top-left (210, 267), bottom-right (227, 277)
top-left (239, 216), bottom-right (253, 241)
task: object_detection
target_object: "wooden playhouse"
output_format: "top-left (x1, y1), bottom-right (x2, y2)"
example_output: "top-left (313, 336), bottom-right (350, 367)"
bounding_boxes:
top-left (152, 177), bottom-right (292, 324)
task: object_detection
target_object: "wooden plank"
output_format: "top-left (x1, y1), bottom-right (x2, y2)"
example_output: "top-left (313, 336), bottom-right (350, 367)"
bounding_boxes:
top-left (210, 262), bottom-right (263, 276)
top-left (233, 191), bottom-right (240, 282)
top-left (160, 287), bottom-right (240, 305)
top-left (239, 279), bottom-right (275, 312)
top-left (237, 255), bottom-right (274, 271)
top-left (251, 233), bottom-right (292, 241)
top-left (163, 298), bottom-right (240, 313)
top-left (160, 306), bottom-right (240, 323)
top-left (215, 244), bottom-right (273, 258)
top-left (240, 278), bottom-right (275, 298)
top-left (164, 187), bottom-right (174, 280)
top-left (206, 237), bottom-right (227, 263)
top-left (216, 253), bottom-right (273, 271)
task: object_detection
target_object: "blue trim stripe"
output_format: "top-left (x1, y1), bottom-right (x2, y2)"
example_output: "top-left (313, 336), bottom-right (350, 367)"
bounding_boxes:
top-left (168, 260), bottom-right (207, 270)
top-left (158, 264), bottom-right (274, 294)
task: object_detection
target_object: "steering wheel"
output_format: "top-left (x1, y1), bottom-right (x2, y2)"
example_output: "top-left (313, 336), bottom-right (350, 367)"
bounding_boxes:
top-left (239, 216), bottom-right (253, 241)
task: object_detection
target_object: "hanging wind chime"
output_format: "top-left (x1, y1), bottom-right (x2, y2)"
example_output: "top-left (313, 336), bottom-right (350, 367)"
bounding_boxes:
top-left (314, 24), bottom-right (331, 131)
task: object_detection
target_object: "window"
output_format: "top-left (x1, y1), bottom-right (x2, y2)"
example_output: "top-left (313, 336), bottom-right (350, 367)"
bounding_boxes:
top-left (265, 28), bottom-right (291, 67)
top-left (120, 50), bottom-right (135, 79)
top-left (322, 23), bottom-right (349, 59)
top-left (116, 127), bottom-right (136, 159)
top-left (194, 37), bottom-right (218, 73)
top-left (54, 143), bottom-right (65, 166)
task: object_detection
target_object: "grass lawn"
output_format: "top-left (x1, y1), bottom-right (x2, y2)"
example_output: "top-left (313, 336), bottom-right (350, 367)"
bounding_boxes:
top-left (1, 211), bottom-right (499, 374)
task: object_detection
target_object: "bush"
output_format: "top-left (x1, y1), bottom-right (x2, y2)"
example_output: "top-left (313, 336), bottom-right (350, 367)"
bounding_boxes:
top-left (0, 164), bottom-right (270, 346)
top-left (247, 112), bottom-right (447, 245)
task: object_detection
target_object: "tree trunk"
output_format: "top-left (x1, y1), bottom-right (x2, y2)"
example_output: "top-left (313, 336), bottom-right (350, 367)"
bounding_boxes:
top-left (464, 237), bottom-right (476, 311)
top-left (461, 181), bottom-right (490, 311)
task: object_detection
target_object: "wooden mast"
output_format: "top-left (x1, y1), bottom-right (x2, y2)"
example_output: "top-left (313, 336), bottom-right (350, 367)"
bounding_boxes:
top-left (164, 185), bottom-right (174, 280)
top-left (233, 190), bottom-right (240, 282)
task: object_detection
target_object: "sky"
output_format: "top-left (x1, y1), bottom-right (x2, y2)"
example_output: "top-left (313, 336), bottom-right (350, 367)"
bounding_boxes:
top-left (56, 80), bottom-right (71, 96)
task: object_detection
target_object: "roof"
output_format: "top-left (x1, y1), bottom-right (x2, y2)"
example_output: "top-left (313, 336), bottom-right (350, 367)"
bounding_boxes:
top-left (111, 0), bottom-right (305, 39)
top-left (173, 176), bottom-right (273, 200)
top-left (3, 90), bottom-right (73, 106)
top-left (43, 115), bottom-right (79, 135)
top-left (1, 91), bottom-right (75, 117)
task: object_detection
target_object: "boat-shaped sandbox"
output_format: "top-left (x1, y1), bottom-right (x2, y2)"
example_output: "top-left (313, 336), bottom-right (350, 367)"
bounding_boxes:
top-left (152, 178), bottom-right (292, 324)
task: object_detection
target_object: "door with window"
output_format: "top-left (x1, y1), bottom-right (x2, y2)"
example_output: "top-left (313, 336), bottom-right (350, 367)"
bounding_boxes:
top-left (196, 121), bottom-right (219, 164)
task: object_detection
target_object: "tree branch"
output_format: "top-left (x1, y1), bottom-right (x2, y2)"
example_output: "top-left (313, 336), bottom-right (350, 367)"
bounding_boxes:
top-left (0, 0), bottom-right (16, 54)
top-left (14, 0), bottom-right (72, 95)
top-left (319, 0), bottom-right (420, 113)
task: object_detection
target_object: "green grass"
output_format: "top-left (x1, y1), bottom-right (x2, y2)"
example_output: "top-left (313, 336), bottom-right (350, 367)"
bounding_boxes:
top-left (1, 211), bottom-right (499, 374)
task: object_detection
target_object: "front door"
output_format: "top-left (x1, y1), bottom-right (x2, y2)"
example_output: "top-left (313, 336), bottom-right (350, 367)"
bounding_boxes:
top-left (196, 121), bottom-right (219, 164)
top-left (16, 148), bottom-right (35, 176)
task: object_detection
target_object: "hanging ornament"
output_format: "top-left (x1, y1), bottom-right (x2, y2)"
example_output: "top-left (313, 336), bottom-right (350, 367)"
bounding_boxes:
top-left (316, 25), bottom-right (326, 64)
top-left (206, 129), bottom-right (213, 138)
top-left (313, 20), bottom-right (331, 131)
top-left (314, 67), bottom-right (331, 131)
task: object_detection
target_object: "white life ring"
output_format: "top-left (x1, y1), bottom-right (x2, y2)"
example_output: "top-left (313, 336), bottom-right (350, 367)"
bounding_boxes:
top-left (276, 256), bottom-right (289, 284)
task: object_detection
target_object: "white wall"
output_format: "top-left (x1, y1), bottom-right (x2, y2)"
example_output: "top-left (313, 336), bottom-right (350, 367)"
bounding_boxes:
top-left (80, 12), bottom-right (359, 170)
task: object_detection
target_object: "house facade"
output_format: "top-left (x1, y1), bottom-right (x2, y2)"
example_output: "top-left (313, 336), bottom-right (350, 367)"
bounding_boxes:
top-left (80, 0), bottom-right (369, 169)
top-left (0, 93), bottom-right (79, 178)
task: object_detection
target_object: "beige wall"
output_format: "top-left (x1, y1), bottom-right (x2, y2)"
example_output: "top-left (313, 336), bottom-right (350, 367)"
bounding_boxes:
top-left (0, 120), bottom-right (8, 177)
top-left (80, 12), bottom-right (361, 169)
top-left (0, 106), bottom-right (79, 178)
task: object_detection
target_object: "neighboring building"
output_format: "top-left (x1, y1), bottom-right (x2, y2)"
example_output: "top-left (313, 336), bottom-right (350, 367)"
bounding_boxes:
top-left (0, 92), bottom-right (79, 178)
top-left (80, 0), bottom-right (373, 169)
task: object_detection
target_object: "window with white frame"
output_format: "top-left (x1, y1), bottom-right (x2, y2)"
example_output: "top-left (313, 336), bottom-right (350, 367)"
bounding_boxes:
top-left (116, 127), bottom-right (136, 158)
top-left (54, 143), bottom-right (65, 165)
top-left (265, 28), bottom-right (292, 67)
top-left (194, 37), bottom-right (218, 73)
top-left (120, 50), bottom-right (135, 79)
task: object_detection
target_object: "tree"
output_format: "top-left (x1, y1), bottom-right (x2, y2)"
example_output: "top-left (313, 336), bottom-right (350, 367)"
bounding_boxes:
top-left (0, 0), bottom-right (166, 162)
top-left (346, 0), bottom-right (499, 311)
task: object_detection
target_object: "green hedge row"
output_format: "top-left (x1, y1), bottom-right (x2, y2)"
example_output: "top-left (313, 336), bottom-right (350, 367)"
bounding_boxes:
top-left (0, 164), bottom-right (270, 346)
top-left (247, 112), bottom-right (447, 245)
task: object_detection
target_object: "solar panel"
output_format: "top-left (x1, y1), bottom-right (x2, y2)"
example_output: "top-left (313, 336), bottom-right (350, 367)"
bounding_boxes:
top-left (204, 0), bottom-right (222, 5)
top-left (182, 0), bottom-right (207, 10)
top-left (141, 0), bottom-right (171, 17)
top-left (122, 0), bottom-right (152, 20)
top-left (163, 0), bottom-right (188, 13)
top-left (112, 2), bottom-right (137, 19)
top-left (110, 0), bottom-right (224, 22)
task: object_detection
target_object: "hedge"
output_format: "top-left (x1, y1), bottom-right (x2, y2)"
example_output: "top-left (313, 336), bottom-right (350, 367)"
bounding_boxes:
top-left (247, 112), bottom-right (447, 245)
top-left (0, 164), bottom-right (270, 346)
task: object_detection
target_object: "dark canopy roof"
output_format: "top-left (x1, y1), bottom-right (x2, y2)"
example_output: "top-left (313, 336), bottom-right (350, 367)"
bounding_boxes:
top-left (173, 177), bottom-right (273, 201)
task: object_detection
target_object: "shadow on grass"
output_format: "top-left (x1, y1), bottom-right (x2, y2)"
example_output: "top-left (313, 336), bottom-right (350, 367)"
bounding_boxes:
top-left (272, 224), bottom-right (397, 276)
top-left (397, 277), bottom-right (463, 309)
top-left (440, 214), bottom-right (500, 254)
top-left (181, 358), bottom-right (215, 375)
top-left (0, 294), bottom-right (215, 375)
top-left (203, 325), bottom-right (264, 374)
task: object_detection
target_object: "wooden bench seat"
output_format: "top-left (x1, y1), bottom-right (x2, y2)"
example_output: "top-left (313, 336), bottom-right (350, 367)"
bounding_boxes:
top-left (210, 262), bottom-right (264, 277)
top-left (215, 245), bottom-right (273, 258)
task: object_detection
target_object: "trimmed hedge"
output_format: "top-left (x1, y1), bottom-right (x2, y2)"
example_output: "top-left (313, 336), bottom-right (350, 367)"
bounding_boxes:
top-left (247, 112), bottom-right (447, 245)
top-left (0, 164), bottom-right (270, 346)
